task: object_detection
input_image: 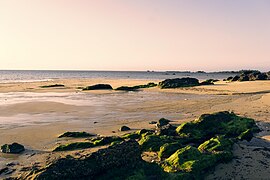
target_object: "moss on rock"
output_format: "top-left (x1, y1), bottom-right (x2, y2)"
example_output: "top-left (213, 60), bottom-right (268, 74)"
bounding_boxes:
top-left (138, 134), bottom-right (173, 152)
top-left (58, 131), bottom-right (95, 138)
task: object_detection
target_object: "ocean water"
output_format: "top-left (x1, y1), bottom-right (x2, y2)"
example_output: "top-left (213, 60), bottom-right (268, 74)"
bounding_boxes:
top-left (0, 70), bottom-right (238, 83)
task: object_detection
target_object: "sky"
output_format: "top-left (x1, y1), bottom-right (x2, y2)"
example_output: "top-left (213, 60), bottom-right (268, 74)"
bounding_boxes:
top-left (0, 0), bottom-right (269, 71)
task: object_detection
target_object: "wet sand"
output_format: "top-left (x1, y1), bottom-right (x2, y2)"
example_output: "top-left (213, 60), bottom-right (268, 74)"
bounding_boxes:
top-left (0, 78), bottom-right (270, 179)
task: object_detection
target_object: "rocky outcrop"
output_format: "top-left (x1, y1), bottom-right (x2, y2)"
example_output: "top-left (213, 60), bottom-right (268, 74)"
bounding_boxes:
top-left (158, 78), bottom-right (200, 89)
top-left (228, 71), bottom-right (270, 82)
top-left (31, 140), bottom-right (141, 180)
top-left (1, 143), bottom-right (25, 154)
top-left (82, 84), bottom-right (113, 90)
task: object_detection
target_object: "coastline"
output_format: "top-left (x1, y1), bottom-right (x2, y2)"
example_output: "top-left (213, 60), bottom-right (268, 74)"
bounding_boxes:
top-left (0, 78), bottom-right (270, 179)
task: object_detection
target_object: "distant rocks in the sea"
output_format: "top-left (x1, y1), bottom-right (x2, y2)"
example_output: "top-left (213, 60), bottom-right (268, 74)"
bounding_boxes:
top-left (1, 143), bottom-right (25, 154)
top-left (40, 84), bottom-right (65, 88)
top-left (82, 84), bottom-right (113, 91)
top-left (158, 77), bottom-right (200, 89)
top-left (225, 70), bottom-right (270, 82)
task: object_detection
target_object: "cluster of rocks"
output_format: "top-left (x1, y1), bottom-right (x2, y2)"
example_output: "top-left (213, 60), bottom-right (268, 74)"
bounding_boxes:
top-left (1, 143), bottom-right (25, 154)
top-left (27, 140), bottom-right (142, 179)
top-left (3, 112), bottom-right (261, 179)
top-left (225, 71), bottom-right (270, 82)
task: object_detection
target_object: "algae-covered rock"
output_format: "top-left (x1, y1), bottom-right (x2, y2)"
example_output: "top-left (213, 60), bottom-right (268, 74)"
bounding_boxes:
top-left (198, 136), bottom-right (233, 153)
top-left (138, 134), bottom-right (173, 151)
top-left (159, 78), bottom-right (200, 89)
top-left (176, 111), bottom-right (259, 142)
top-left (1, 143), bottom-right (25, 154)
top-left (156, 124), bottom-right (177, 136)
top-left (163, 146), bottom-right (219, 175)
top-left (122, 129), bottom-right (152, 140)
top-left (54, 136), bottom-right (123, 151)
top-left (58, 131), bottom-right (95, 138)
top-left (33, 140), bottom-right (142, 180)
top-left (53, 142), bottom-right (94, 151)
top-left (82, 84), bottom-right (113, 91)
top-left (158, 142), bottom-right (183, 159)
top-left (238, 129), bottom-right (253, 141)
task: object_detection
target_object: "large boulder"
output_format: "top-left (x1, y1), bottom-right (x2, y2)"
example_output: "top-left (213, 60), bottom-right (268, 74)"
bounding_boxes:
top-left (158, 78), bottom-right (200, 89)
top-left (31, 140), bottom-right (142, 180)
top-left (1, 143), bottom-right (25, 154)
top-left (82, 84), bottom-right (113, 91)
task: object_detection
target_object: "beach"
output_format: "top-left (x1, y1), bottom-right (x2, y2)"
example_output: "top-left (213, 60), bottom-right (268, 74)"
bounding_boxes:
top-left (1, 78), bottom-right (270, 179)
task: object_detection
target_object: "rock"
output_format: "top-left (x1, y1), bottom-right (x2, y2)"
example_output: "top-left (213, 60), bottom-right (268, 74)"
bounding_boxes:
top-left (158, 142), bottom-right (183, 159)
top-left (238, 129), bottom-right (253, 141)
top-left (159, 78), bottom-right (200, 89)
top-left (82, 84), bottom-right (113, 91)
top-left (200, 79), bottom-right (215, 85)
top-left (157, 118), bottom-right (171, 127)
top-left (1, 143), bottom-right (25, 154)
top-left (119, 125), bottom-right (131, 131)
top-left (228, 71), bottom-right (270, 82)
top-left (114, 86), bottom-right (138, 91)
top-left (115, 82), bottom-right (157, 91)
top-left (30, 140), bottom-right (142, 179)
top-left (156, 124), bottom-right (177, 136)
top-left (40, 84), bottom-right (65, 88)
top-left (198, 136), bottom-right (233, 153)
top-left (176, 111), bottom-right (260, 143)
top-left (58, 131), bottom-right (95, 138)
top-left (138, 134), bottom-right (173, 151)
top-left (226, 76), bottom-right (233, 81)
top-left (149, 121), bottom-right (157, 124)
top-left (231, 75), bottom-right (240, 81)
top-left (0, 167), bottom-right (15, 175)
top-left (163, 146), bottom-right (221, 174)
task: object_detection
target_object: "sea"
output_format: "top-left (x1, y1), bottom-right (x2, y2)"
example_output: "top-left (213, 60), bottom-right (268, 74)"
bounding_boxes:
top-left (0, 70), bottom-right (238, 83)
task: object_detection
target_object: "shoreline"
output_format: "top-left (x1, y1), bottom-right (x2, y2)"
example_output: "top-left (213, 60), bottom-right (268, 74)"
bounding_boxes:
top-left (0, 78), bottom-right (270, 179)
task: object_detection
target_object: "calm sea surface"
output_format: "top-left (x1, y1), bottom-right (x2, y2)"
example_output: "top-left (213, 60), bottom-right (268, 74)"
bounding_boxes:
top-left (0, 70), bottom-right (238, 83)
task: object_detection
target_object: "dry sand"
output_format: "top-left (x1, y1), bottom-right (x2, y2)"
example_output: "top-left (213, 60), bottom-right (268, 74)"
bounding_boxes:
top-left (0, 78), bottom-right (270, 179)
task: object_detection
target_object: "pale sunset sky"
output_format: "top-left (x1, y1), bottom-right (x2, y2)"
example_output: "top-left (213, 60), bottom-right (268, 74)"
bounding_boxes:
top-left (0, 0), bottom-right (269, 71)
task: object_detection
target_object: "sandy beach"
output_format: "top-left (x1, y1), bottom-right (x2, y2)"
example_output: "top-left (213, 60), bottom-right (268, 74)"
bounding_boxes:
top-left (0, 78), bottom-right (270, 179)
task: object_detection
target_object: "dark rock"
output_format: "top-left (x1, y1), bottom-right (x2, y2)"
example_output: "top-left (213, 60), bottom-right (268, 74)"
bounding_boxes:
top-left (40, 84), bottom-right (65, 88)
top-left (31, 140), bottom-right (142, 180)
top-left (119, 125), bottom-right (131, 131)
top-left (228, 71), bottom-right (270, 82)
top-left (82, 84), bottom-right (113, 91)
top-left (231, 75), bottom-right (240, 81)
top-left (156, 124), bottom-right (177, 136)
top-left (157, 118), bottom-right (171, 127)
top-left (114, 86), bottom-right (138, 91)
top-left (149, 121), bottom-right (157, 124)
top-left (58, 132), bottom-right (95, 138)
top-left (158, 78), bottom-right (200, 89)
top-left (226, 76), bottom-right (233, 81)
top-left (200, 79), bottom-right (215, 85)
top-left (1, 143), bottom-right (25, 154)
top-left (115, 82), bottom-right (157, 91)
